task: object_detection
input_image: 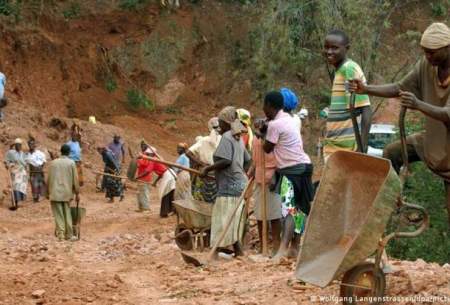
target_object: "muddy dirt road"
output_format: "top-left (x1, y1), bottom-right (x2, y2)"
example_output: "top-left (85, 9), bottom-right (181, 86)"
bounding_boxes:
top-left (0, 187), bottom-right (449, 305)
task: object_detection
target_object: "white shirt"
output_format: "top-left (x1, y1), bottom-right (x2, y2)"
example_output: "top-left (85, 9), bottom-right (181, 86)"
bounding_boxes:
top-left (189, 130), bottom-right (221, 165)
top-left (26, 150), bottom-right (47, 167)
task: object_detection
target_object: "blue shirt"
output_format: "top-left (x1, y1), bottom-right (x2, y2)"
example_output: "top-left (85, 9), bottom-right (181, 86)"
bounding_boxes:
top-left (66, 140), bottom-right (82, 162)
top-left (175, 154), bottom-right (190, 173)
top-left (0, 72), bottom-right (5, 99)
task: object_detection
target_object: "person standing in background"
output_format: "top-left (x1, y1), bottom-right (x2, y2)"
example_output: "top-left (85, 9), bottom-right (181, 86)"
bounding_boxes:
top-left (108, 135), bottom-right (126, 165)
top-left (66, 131), bottom-right (83, 187)
top-left (5, 138), bottom-right (28, 208)
top-left (46, 144), bottom-right (80, 241)
top-left (26, 139), bottom-right (47, 203)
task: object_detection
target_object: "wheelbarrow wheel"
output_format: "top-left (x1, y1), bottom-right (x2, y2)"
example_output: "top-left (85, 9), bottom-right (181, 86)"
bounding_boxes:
top-left (174, 224), bottom-right (193, 251)
top-left (340, 263), bottom-right (386, 305)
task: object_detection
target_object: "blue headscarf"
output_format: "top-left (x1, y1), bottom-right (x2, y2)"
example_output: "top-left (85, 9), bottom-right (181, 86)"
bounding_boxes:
top-left (280, 88), bottom-right (300, 111)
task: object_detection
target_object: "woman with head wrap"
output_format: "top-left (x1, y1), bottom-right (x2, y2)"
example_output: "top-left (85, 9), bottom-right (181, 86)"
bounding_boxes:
top-left (186, 117), bottom-right (221, 203)
top-left (349, 22), bottom-right (450, 225)
top-left (201, 106), bottom-right (251, 257)
top-left (97, 146), bottom-right (124, 203)
top-left (280, 88), bottom-right (301, 133)
top-left (237, 108), bottom-right (254, 152)
top-left (5, 138), bottom-right (28, 207)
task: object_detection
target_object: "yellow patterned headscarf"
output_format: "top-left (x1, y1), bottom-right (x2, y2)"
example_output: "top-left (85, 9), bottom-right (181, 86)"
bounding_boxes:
top-left (237, 108), bottom-right (252, 127)
top-left (420, 23), bottom-right (450, 49)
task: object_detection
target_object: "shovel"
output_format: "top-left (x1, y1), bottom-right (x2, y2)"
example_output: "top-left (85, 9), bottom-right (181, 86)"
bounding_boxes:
top-left (70, 197), bottom-right (86, 240)
top-left (6, 167), bottom-right (18, 211)
top-left (398, 105), bottom-right (409, 182)
top-left (181, 177), bottom-right (254, 267)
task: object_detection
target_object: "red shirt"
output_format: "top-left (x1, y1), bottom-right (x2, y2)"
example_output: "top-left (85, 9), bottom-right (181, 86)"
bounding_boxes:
top-left (153, 162), bottom-right (167, 176)
top-left (136, 159), bottom-right (154, 182)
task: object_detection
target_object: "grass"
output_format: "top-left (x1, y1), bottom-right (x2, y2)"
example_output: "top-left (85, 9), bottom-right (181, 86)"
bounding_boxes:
top-left (386, 162), bottom-right (450, 264)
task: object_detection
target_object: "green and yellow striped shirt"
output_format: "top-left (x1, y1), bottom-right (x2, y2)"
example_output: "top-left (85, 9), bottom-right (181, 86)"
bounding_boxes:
top-left (323, 59), bottom-right (371, 158)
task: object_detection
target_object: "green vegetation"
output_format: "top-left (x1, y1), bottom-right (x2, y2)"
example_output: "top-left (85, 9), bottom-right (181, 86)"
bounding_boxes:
top-left (62, 2), bottom-right (81, 20)
top-left (119, 0), bottom-right (150, 11)
top-left (105, 77), bottom-right (118, 93)
top-left (248, 0), bottom-right (408, 94)
top-left (164, 105), bottom-right (182, 114)
top-left (387, 162), bottom-right (450, 264)
top-left (430, 0), bottom-right (449, 17)
top-left (126, 89), bottom-right (154, 111)
top-left (0, 0), bottom-right (22, 21)
top-left (386, 113), bottom-right (449, 264)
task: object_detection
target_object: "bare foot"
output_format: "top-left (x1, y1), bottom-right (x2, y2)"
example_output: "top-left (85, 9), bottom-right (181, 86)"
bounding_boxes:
top-left (272, 247), bottom-right (288, 263)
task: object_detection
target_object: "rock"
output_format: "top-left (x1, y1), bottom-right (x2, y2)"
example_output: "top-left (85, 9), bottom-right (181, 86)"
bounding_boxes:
top-left (159, 298), bottom-right (178, 303)
top-left (160, 234), bottom-right (172, 244)
top-left (114, 274), bottom-right (124, 283)
top-left (85, 296), bottom-right (96, 303)
top-left (123, 234), bottom-right (134, 240)
top-left (106, 280), bottom-right (119, 288)
top-left (190, 275), bottom-right (205, 281)
top-left (248, 254), bottom-right (270, 263)
top-left (31, 289), bottom-right (46, 299)
top-left (413, 258), bottom-right (427, 270)
top-left (37, 254), bottom-right (50, 262)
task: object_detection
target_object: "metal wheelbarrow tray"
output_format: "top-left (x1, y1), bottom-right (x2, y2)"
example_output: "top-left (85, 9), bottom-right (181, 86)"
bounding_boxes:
top-left (296, 150), bottom-right (428, 304)
top-left (296, 151), bottom-right (401, 287)
top-left (173, 199), bottom-right (213, 251)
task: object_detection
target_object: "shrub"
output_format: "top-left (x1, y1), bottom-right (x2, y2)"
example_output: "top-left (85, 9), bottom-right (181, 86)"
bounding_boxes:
top-left (119, 0), bottom-right (149, 11)
top-left (63, 2), bottom-right (81, 20)
top-left (105, 77), bottom-right (117, 93)
top-left (0, 0), bottom-right (22, 21)
top-left (126, 89), bottom-right (154, 111)
top-left (430, 1), bottom-right (447, 17)
top-left (164, 105), bottom-right (182, 114)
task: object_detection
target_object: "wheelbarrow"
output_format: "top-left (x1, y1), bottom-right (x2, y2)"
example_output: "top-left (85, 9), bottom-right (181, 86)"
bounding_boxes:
top-left (173, 199), bottom-right (212, 251)
top-left (296, 106), bottom-right (429, 304)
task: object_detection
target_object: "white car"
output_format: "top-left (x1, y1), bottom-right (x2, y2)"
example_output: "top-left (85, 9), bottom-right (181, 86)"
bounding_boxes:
top-left (367, 124), bottom-right (397, 157)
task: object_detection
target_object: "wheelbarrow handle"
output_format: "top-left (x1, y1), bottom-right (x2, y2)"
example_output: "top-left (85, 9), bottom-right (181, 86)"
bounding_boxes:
top-left (379, 202), bottom-right (429, 249)
top-left (394, 202), bottom-right (429, 238)
top-left (375, 202), bottom-right (429, 267)
top-left (399, 106), bottom-right (409, 182)
top-left (349, 92), bottom-right (364, 153)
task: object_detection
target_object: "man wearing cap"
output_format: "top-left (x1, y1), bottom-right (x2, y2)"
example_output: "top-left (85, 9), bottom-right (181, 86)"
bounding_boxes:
top-left (4, 138), bottom-right (28, 207)
top-left (350, 22), bottom-right (450, 225)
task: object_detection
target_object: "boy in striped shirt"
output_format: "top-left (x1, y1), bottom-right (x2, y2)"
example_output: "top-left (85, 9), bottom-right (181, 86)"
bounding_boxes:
top-left (323, 29), bottom-right (372, 160)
